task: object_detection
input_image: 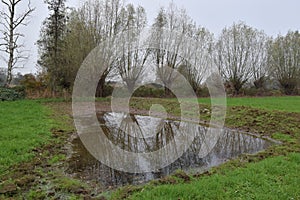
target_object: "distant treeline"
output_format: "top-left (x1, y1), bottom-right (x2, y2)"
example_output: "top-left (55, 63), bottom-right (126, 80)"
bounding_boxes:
top-left (3, 0), bottom-right (300, 97)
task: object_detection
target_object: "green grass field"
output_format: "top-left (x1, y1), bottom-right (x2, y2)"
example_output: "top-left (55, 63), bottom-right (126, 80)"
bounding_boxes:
top-left (0, 97), bottom-right (299, 199)
top-left (198, 96), bottom-right (300, 113)
top-left (122, 153), bottom-right (300, 200)
top-left (0, 100), bottom-right (54, 175)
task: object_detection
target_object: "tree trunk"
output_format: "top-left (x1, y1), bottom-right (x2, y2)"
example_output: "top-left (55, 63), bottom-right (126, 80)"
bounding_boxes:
top-left (254, 77), bottom-right (265, 89)
top-left (125, 80), bottom-right (136, 94)
top-left (164, 87), bottom-right (173, 97)
top-left (5, 1), bottom-right (15, 86)
top-left (96, 75), bottom-right (106, 97)
top-left (5, 65), bottom-right (13, 87)
top-left (280, 78), bottom-right (297, 95)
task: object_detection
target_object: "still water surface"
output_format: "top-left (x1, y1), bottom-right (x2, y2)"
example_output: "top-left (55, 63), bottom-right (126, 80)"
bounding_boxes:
top-left (68, 112), bottom-right (272, 187)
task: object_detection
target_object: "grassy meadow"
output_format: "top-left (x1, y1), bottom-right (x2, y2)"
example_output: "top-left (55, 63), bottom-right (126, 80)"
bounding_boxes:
top-left (0, 96), bottom-right (299, 199)
top-left (0, 101), bottom-right (53, 175)
top-left (198, 96), bottom-right (300, 113)
top-left (114, 153), bottom-right (300, 200)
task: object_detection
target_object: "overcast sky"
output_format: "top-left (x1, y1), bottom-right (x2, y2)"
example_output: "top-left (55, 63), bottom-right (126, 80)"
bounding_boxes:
top-left (1, 0), bottom-right (300, 74)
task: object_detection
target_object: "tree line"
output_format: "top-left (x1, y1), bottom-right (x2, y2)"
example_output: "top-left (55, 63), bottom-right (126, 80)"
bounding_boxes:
top-left (1, 0), bottom-right (300, 96)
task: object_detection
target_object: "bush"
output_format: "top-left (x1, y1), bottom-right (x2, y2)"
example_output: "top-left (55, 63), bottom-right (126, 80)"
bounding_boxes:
top-left (0, 87), bottom-right (25, 101)
top-left (267, 90), bottom-right (284, 96)
top-left (196, 87), bottom-right (210, 97)
top-left (103, 84), bottom-right (114, 97)
top-left (241, 87), bottom-right (263, 96)
top-left (239, 87), bottom-right (284, 97)
top-left (133, 86), bottom-right (165, 98)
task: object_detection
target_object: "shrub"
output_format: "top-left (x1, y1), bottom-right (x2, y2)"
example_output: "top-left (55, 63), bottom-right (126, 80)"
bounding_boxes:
top-left (239, 87), bottom-right (284, 97)
top-left (241, 87), bottom-right (263, 96)
top-left (0, 87), bottom-right (25, 101)
top-left (133, 86), bottom-right (164, 98)
top-left (196, 87), bottom-right (210, 97)
top-left (103, 84), bottom-right (114, 97)
top-left (267, 90), bottom-right (284, 96)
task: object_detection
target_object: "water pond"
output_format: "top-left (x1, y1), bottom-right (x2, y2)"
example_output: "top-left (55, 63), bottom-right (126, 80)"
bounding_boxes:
top-left (68, 112), bottom-right (273, 188)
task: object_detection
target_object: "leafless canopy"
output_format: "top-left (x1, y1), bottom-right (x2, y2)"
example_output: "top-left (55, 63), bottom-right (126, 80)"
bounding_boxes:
top-left (215, 22), bottom-right (268, 94)
top-left (0, 0), bottom-right (35, 85)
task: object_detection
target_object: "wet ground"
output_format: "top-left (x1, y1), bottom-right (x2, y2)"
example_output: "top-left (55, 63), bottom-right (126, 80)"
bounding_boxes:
top-left (67, 112), bottom-right (273, 188)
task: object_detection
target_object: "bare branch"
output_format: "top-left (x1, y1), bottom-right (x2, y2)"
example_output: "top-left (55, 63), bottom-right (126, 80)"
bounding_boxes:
top-left (13, 8), bottom-right (35, 29)
top-left (15, 0), bottom-right (22, 5)
top-left (0, 0), bottom-right (35, 85)
top-left (0, 10), bottom-right (10, 19)
top-left (1, 0), bottom-right (10, 8)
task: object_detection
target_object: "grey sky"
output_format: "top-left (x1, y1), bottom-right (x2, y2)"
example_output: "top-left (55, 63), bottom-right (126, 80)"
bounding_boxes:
top-left (1, 0), bottom-right (300, 74)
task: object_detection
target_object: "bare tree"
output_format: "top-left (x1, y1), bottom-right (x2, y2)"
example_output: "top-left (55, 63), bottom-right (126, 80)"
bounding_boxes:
top-left (0, 0), bottom-right (34, 86)
top-left (114, 4), bottom-right (149, 93)
top-left (95, 0), bottom-right (125, 97)
top-left (77, 0), bottom-right (125, 97)
top-left (215, 22), bottom-right (268, 95)
top-left (179, 27), bottom-right (214, 93)
top-left (250, 32), bottom-right (269, 89)
top-left (78, 0), bottom-right (150, 97)
top-left (268, 31), bottom-right (300, 95)
top-left (151, 3), bottom-right (195, 96)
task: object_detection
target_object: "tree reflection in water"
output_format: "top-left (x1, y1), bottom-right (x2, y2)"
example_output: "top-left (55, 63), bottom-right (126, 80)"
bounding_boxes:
top-left (68, 112), bottom-right (272, 188)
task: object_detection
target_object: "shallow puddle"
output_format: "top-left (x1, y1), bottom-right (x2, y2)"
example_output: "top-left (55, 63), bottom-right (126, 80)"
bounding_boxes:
top-left (68, 112), bottom-right (272, 188)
